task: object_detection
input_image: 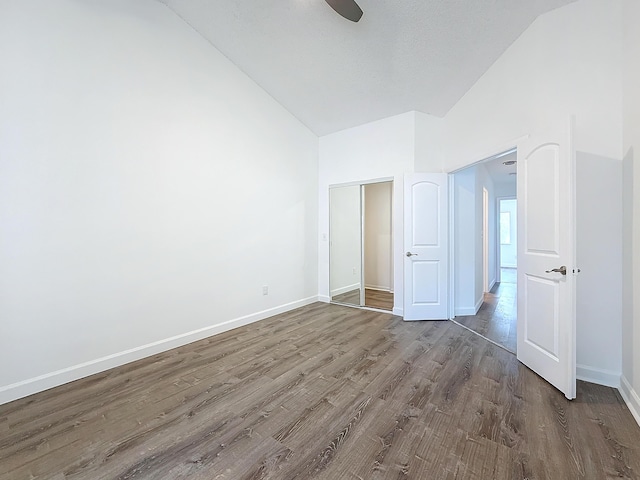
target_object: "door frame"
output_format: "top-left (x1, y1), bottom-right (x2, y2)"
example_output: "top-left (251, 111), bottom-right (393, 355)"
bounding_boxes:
top-left (327, 176), bottom-right (395, 312)
top-left (483, 187), bottom-right (489, 293)
top-left (447, 144), bottom-right (520, 319)
top-left (497, 195), bottom-right (518, 281)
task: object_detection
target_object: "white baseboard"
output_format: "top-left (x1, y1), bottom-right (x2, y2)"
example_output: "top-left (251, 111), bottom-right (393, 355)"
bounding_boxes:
top-left (455, 298), bottom-right (483, 317)
top-left (364, 284), bottom-right (392, 292)
top-left (318, 295), bottom-right (331, 303)
top-left (475, 296), bottom-right (483, 313)
top-left (455, 307), bottom-right (477, 316)
top-left (576, 364), bottom-right (620, 388)
top-left (393, 307), bottom-right (403, 317)
top-left (330, 283), bottom-right (360, 296)
top-left (488, 277), bottom-right (496, 291)
top-left (0, 295), bottom-right (319, 406)
top-left (620, 375), bottom-right (640, 428)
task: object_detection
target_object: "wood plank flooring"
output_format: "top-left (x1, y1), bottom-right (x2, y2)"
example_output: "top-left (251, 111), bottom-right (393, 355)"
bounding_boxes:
top-left (1, 302), bottom-right (639, 479)
top-left (365, 289), bottom-right (393, 311)
top-left (332, 289), bottom-right (394, 311)
top-left (331, 288), bottom-right (360, 305)
top-left (454, 271), bottom-right (517, 353)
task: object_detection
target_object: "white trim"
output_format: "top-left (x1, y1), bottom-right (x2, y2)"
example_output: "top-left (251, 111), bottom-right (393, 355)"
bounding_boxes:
top-left (0, 296), bottom-right (319, 406)
top-left (488, 277), bottom-right (496, 292)
top-left (576, 364), bottom-right (620, 388)
top-left (475, 296), bottom-right (484, 313)
top-left (482, 187), bottom-right (489, 293)
top-left (318, 295), bottom-right (331, 303)
top-left (620, 375), bottom-right (640, 427)
top-left (393, 307), bottom-right (404, 317)
top-left (360, 185), bottom-right (366, 306)
top-left (448, 174), bottom-right (455, 319)
top-left (364, 285), bottom-right (392, 292)
top-left (447, 141), bottom-right (524, 175)
top-left (454, 297), bottom-right (483, 317)
top-left (329, 176), bottom-right (394, 189)
top-left (455, 307), bottom-right (478, 316)
top-left (330, 283), bottom-right (360, 296)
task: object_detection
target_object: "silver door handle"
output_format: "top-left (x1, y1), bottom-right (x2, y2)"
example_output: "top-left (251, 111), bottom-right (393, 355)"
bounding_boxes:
top-left (545, 266), bottom-right (567, 275)
top-left (406, 252), bottom-right (418, 257)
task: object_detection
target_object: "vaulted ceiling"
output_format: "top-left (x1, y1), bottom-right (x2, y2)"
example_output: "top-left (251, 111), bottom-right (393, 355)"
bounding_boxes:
top-left (159, 0), bottom-right (577, 136)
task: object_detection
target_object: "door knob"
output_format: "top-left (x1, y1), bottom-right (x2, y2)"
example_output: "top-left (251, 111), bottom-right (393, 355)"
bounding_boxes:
top-left (406, 252), bottom-right (418, 257)
top-left (545, 266), bottom-right (567, 275)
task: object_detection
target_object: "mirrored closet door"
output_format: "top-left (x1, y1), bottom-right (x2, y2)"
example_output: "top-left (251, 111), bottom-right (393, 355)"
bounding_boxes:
top-left (329, 180), bottom-right (394, 311)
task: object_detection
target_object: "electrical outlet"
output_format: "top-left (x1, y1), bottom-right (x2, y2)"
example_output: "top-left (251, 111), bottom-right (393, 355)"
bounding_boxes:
top-left (262, 285), bottom-right (269, 295)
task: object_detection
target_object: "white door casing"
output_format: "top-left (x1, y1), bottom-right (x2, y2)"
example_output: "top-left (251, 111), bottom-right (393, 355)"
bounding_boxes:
top-left (517, 118), bottom-right (577, 400)
top-left (403, 174), bottom-right (449, 320)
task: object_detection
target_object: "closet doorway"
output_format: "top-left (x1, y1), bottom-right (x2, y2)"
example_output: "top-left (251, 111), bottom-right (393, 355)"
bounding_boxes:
top-left (329, 180), bottom-right (393, 311)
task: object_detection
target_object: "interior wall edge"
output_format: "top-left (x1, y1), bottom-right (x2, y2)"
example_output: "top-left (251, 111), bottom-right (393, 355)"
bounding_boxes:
top-left (474, 295), bottom-right (484, 315)
top-left (364, 284), bottom-right (392, 292)
top-left (576, 364), bottom-right (621, 389)
top-left (619, 374), bottom-right (640, 428)
top-left (454, 306), bottom-right (480, 317)
top-left (454, 293), bottom-right (483, 317)
top-left (0, 295), bottom-right (319, 407)
top-left (330, 283), bottom-right (361, 297)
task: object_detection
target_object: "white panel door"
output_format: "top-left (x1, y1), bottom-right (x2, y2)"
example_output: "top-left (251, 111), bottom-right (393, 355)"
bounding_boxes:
top-left (517, 119), bottom-right (577, 400)
top-left (403, 174), bottom-right (448, 320)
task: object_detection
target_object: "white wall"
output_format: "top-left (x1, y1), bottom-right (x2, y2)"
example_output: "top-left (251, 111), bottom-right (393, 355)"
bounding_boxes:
top-left (453, 167), bottom-right (477, 315)
top-left (576, 153), bottom-right (622, 386)
top-left (330, 185), bottom-right (362, 295)
top-left (414, 112), bottom-right (446, 172)
top-left (442, 0), bottom-right (624, 387)
top-left (0, 0), bottom-right (318, 404)
top-left (453, 163), bottom-right (496, 316)
top-left (364, 182), bottom-right (393, 291)
top-left (494, 181), bottom-right (517, 198)
top-left (476, 164), bottom-right (497, 294)
top-left (621, 0), bottom-right (640, 422)
top-left (444, 0), bottom-right (623, 169)
top-left (318, 112), bottom-right (416, 315)
top-left (499, 199), bottom-right (518, 268)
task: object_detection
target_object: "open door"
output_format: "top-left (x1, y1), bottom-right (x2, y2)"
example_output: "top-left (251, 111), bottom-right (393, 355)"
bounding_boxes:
top-left (517, 118), bottom-right (577, 399)
top-left (403, 174), bottom-right (448, 320)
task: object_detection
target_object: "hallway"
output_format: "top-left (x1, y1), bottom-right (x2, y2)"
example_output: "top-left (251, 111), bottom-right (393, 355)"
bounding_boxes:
top-left (454, 268), bottom-right (517, 353)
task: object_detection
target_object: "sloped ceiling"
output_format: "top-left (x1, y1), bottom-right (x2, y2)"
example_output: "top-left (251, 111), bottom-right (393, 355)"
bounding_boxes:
top-left (484, 151), bottom-right (517, 186)
top-left (159, 0), bottom-right (577, 136)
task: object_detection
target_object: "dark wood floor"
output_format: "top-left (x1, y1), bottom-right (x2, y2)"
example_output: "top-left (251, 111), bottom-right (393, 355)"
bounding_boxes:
top-left (1, 302), bottom-right (639, 479)
top-left (331, 288), bottom-right (360, 305)
top-left (332, 288), bottom-right (394, 311)
top-left (365, 289), bottom-right (393, 311)
top-left (455, 269), bottom-right (517, 353)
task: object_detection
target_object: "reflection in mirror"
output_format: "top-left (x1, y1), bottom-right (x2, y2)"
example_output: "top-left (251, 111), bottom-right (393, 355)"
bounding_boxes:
top-left (330, 185), bottom-right (362, 306)
top-left (363, 182), bottom-right (394, 311)
top-left (329, 181), bottom-right (394, 311)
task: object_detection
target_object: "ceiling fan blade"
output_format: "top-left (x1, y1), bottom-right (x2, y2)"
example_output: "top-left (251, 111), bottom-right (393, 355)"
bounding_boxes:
top-left (325, 0), bottom-right (363, 22)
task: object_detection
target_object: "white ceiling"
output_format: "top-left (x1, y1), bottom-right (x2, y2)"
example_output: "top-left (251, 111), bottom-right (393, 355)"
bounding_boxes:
top-left (159, 0), bottom-right (577, 136)
top-left (484, 150), bottom-right (517, 186)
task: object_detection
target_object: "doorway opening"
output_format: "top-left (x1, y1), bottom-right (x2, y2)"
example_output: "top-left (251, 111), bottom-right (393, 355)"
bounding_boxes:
top-left (451, 149), bottom-right (518, 353)
top-left (329, 180), bottom-right (394, 312)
